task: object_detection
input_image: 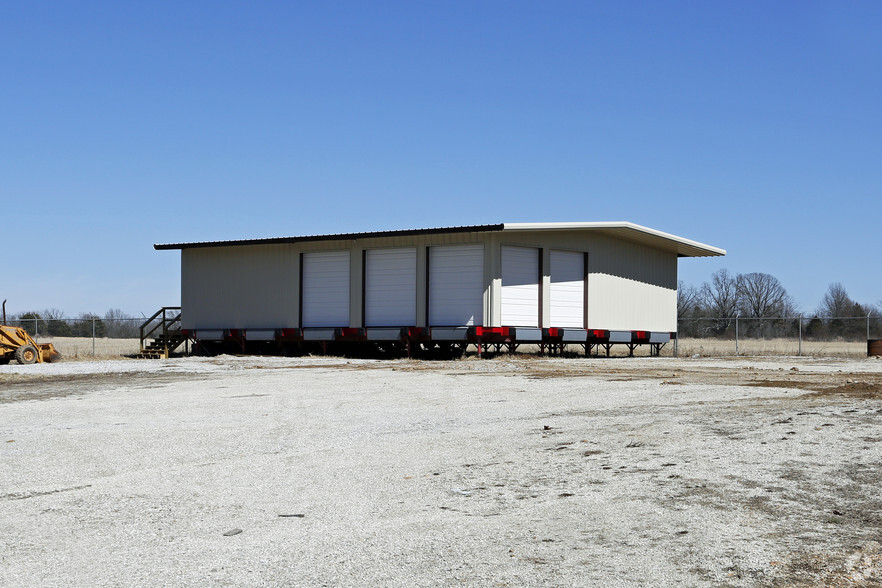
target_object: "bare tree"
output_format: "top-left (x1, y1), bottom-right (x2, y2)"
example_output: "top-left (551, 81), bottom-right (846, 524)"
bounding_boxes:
top-left (818, 283), bottom-right (854, 317)
top-left (104, 309), bottom-right (138, 338)
top-left (817, 283), bottom-right (872, 339)
top-left (735, 273), bottom-right (795, 337)
top-left (41, 308), bottom-right (71, 336)
top-left (677, 280), bottom-right (701, 319)
top-left (700, 269), bottom-right (739, 334)
top-left (736, 273), bottom-right (795, 318)
top-left (42, 308), bottom-right (66, 320)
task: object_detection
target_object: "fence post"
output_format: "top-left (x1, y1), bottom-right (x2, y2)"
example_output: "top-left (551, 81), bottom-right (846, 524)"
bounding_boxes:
top-left (798, 317), bottom-right (802, 356)
top-left (92, 317), bottom-right (96, 356)
top-left (869, 313), bottom-right (872, 341)
top-left (735, 316), bottom-right (739, 356)
top-left (35, 317), bottom-right (39, 339)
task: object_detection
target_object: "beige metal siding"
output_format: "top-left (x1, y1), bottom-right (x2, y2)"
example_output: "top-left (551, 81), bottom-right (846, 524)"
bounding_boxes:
top-left (587, 274), bottom-right (676, 331)
top-left (178, 228), bottom-right (679, 333)
top-left (490, 230), bottom-right (677, 331)
top-left (181, 245), bottom-right (299, 330)
top-left (586, 242), bottom-right (677, 332)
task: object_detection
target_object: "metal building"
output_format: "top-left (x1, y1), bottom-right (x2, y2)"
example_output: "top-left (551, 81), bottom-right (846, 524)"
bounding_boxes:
top-left (152, 222), bottom-right (724, 356)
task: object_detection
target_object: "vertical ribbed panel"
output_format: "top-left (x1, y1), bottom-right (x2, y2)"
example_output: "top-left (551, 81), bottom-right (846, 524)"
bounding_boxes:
top-left (364, 248), bottom-right (417, 326)
top-left (588, 274), bottom-right (676, 331)
top-left (302, 250), bottom-right (351, 327)
top-left (181, 245), bottom-right (298, 330)
top-left (429, 244), bottom-right (484, 326)
top-left (501, 246), bottom-right (539, 327)
top-left (549, 250), bottom-right (584, 328)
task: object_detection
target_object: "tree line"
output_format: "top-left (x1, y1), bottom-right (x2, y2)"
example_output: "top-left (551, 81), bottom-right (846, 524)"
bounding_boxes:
top-left (8, 309), bottom-right (140, 339)
top-left (678, 271), bottom-right (881, 340)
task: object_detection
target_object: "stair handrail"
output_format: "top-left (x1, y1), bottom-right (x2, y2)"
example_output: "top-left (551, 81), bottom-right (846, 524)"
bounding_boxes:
top-left (140, 307), bottom-right (182, 353)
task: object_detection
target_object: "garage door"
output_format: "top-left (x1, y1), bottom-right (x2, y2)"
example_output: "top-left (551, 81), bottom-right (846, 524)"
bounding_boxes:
top-left (301, 250), bottom-right (350, 327)
top-left (429, 244), bottom-right (484, 326)
top-left (501, 246), bottom-right (539, 327)
top-left (550, 250), bottom-right (585, 328)
top-left (365, 248), bottom-right (417, 326)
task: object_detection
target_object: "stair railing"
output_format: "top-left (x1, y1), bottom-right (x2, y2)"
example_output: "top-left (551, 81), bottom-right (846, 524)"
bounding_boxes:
top-left (140, 307), bottom-right (182, 357)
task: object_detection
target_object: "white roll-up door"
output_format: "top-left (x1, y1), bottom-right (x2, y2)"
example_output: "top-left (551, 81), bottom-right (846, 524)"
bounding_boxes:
top-left (429, 244), bottom-right (484, 326)
top-left (550, 250), bottom-right (585, 328)
top-left (501, 245), bottom-right (539, 327)
top-left (301, 250), bottom-right (350, 327)
top-left (365, 248), bottom-right (417, 326)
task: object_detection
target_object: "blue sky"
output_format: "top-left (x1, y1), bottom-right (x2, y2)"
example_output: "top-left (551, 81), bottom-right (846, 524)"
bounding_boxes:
top-left (3, 1), bottom-right (880, 317)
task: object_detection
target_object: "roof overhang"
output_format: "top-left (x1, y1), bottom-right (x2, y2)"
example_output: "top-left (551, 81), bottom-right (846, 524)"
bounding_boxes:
top-left (155, 221), bottom-right (724, 258)
top-left (501, 222), bottom-right (725, 257)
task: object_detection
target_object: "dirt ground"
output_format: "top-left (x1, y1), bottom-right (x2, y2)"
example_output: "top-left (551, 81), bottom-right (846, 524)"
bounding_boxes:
top-left (1, 355), bottom-right (880, 587)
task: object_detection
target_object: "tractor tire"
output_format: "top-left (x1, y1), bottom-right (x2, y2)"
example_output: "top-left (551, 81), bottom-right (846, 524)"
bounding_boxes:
top-left (15, 345), bottom-right (38, 365)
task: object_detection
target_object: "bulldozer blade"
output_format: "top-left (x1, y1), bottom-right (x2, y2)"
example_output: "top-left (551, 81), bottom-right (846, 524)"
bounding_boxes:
top-left (38, 343), bottom-right (61, 363)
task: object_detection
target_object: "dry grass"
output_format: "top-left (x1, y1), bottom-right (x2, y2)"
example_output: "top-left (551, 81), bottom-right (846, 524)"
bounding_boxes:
top-left (37, 337), bottom-right (141, 360)
top-left (669, 337), bottom-right (870, 358)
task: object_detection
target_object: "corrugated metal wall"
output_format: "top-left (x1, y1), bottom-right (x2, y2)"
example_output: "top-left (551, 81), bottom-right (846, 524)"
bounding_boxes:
top-left (489, 230), bottom-right (677, 331)
top-left (181, 245), bottom-right (299, 330)
top-left (180, 229), bottom-right (678, 333)
top-left (181, 233), bottom-right (488, 330)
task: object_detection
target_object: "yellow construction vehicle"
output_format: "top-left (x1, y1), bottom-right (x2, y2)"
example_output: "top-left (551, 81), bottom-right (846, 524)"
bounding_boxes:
top-left (0, 300), bottom-right (61, 364)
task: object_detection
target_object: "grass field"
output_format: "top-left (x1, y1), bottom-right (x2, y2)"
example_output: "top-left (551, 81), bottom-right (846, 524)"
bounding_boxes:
top-left (38, 337), bottom-right (141, 360)
top-left (670, 337), bottom-right (871, 358)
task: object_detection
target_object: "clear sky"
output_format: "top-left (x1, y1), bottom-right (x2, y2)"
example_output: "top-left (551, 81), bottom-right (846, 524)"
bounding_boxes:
top-left (3, 1), bottom-right (880, 318)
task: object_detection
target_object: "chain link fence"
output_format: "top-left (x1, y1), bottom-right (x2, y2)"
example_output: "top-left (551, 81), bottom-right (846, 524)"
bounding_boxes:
top-left (4, 314), bottom-right (880, 359)
top-left (676, 316), bottom-right (882, 357)
top-left (8, 317), bottom-right (145, 339)
top-left (5, 317), bottom-right (149, 358)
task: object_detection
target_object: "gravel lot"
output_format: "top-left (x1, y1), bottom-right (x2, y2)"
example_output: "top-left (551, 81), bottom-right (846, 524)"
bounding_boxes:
top-left (1, 355), bottom-right (881, 587)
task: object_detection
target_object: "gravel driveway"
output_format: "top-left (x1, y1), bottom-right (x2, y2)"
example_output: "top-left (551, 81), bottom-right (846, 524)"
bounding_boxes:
top-left (1, 355), bottom-right (880, 587)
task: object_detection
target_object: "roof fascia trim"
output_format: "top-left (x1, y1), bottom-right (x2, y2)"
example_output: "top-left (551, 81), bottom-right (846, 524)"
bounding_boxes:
top-left (154, 223), bottom-right (506, 251)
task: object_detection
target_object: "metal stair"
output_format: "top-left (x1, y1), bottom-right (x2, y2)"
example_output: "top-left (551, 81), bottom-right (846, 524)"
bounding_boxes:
top-left (139, 307), bottom-right (185, 359)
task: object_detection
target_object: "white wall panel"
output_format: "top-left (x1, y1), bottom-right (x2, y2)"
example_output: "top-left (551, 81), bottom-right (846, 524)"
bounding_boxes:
top-left (549, 250), bottom-right (584, 328)
top-left (302, 250), bottom-right (350, 327)
top-left (587, 274), bottom-right (676, 332)
top-left (501, 246), bottom-right (539, 327)
top-left (429, 244), bottom-right (484, 326)
top-left (365, 248), bottom-right (417, 326)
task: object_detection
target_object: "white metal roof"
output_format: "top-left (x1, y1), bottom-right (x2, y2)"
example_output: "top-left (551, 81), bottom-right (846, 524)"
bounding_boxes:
top-left (156, 221), bottom-right (725, 258)
top-left (502, 222), bottom-right (725, 257)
